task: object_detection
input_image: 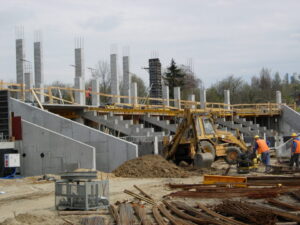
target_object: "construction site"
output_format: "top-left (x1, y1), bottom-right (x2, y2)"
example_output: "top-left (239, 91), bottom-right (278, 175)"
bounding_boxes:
top-left (2, 3), bottom-right (300, 224)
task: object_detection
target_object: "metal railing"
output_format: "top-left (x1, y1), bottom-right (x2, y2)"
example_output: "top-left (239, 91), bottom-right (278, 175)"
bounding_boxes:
top-left (0, 81), bottom-right (292, 116)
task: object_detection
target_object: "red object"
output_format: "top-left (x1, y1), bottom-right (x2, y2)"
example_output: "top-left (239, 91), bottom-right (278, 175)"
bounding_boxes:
top-left (12, 116), bottom-right (22, 140)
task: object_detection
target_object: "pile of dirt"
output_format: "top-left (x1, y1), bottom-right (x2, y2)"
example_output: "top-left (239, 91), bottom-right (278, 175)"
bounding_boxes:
top-left (113, 155), bottom-right (190, 178)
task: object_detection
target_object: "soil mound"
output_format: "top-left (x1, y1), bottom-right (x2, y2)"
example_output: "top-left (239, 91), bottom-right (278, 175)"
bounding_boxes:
top-left (113, 155), bottom-right (189, 178)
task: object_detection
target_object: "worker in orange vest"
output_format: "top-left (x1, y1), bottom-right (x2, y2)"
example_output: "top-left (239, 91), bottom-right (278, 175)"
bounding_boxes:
top-left (290, 133), bottom-right (300, 169)
top-left (253, 135), bottom-right (271, 173)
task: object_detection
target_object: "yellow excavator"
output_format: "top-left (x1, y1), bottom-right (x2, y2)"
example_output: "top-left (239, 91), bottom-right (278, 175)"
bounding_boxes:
top-left (163, 109), bottom-right (249, 168)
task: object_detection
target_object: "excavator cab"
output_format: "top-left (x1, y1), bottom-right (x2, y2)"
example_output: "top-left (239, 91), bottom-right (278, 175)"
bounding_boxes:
top-left (163, 109), bottom-right (248, 168)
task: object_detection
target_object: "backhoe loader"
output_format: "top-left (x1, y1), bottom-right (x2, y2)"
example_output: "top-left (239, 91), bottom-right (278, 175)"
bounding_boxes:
top-left (163, 109), bottom-right (249, 168)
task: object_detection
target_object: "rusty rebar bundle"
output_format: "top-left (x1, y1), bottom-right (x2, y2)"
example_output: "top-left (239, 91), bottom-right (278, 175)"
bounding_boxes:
top-left (214, 200), bottom-right (277, 225)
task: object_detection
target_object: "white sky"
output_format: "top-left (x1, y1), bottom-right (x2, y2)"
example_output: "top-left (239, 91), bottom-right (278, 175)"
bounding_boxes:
top-left (0, 0), bottom-right (300, 87)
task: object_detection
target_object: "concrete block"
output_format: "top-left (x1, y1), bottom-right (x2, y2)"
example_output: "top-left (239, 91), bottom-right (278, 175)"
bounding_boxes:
top-left (74, 77), bottom-right (85, 105)
top-left (110, 54), bottom-right (119, 103)
top-left (91, 78), bottom-right (100, 106)
top-left (122, 56), bottom-right (131, 103)
top-left (20, 120), bottom-right (95, 176)
top-left (10, 98), bottom-right (138, 172)
top-left (224, 90), bottom-right (230, 109)
top-left (174, 87), bottom-right (181, 109)
top-left (131, 82), bottom-right (138, 105)
top-left (200, 88), bottom-right (206, 109)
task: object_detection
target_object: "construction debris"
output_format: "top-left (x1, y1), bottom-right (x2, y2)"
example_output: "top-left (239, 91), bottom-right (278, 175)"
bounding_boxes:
top-left (215, 200), bottom-right (278, 225)
top-left (132, 204), bottom-right (152, 225)
top-left (124, 189), bottom-right (156, 205)
top-left (119, 203), bottom-right (136, 225)
top-left (266, 198), bottom-right (300, 211)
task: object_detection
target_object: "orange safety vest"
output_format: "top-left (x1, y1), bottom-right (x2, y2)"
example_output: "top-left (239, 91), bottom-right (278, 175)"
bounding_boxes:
top-left (293, 139), bottom-right (300, 154)
top-left (256, 139), bottom-right (269, 154)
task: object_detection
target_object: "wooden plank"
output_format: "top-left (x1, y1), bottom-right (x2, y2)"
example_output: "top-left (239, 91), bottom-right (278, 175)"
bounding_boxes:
top-left (132, 204), bottom-right (152, 225)
top-left (31, 89), bottom-right (44, 110)
top-left (119, 203), bottom-right (135, 225)
top-left (109, 205), bottom-right (121, 225)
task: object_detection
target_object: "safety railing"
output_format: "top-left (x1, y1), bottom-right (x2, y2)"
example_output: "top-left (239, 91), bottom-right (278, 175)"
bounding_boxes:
top-left (0, 81), bottom-right (290, 116)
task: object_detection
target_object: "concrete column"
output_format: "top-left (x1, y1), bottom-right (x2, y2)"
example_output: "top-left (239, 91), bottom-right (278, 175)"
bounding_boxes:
top-left (24, 72), bottom-right (33, 102)
top-left (34, 41), bottom-right (44, 103)
top-left (75, 48), bottom-right (85, 79)
top-left (200, 88), bottom-right (206, 109)
top-left (16, 39), bottom-right (25, 99)
top-left (162, 85), bottom-right (169, 106)
top-left (154, 136), bottom-right (158, 155)
top-left (92, 78), bottom-right (100, 106)
top-left (224, 90), bottom-right (230, 110)
top-left (276, 91), bottom-right (282, 107)
top-left (188, 94), bottom-right (196, 109)
top-left (131, 82), bottom-right (138, 105)
top-left (174, 87), bottom-right (181, 109)
top-left (110, 54), bottom-right (119, 103)
top-left (74, 77), bottom-right (85, 105)
top-left (122, 56), bottom-right (131, 103)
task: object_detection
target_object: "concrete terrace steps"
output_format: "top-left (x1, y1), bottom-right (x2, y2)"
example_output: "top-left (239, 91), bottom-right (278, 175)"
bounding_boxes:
top-left (216, 118), bottom-right (273, 137)
top-left (83, 111), bottom-right (163, 137)
top-left (141, 114), bottom-right (178, 133)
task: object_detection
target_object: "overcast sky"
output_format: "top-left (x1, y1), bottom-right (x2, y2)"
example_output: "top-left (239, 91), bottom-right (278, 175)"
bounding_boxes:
top-left (0, 0), bottom-right (300, 87)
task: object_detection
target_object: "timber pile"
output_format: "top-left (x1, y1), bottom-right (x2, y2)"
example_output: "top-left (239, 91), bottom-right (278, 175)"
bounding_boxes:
top-left (109, 185), bottom-right (300, 225)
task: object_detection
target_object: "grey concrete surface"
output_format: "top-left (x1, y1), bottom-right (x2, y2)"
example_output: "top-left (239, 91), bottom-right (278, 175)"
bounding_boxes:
top-left (110, 54), bottom-right (119, 103)
top-left (74, 77), bottom-right (85, 105)
top-left (200, 88), bottom-right (206, 109)
top-left (16, 38), bottom-right (25, 99)
top-left (280, 105), bottom-right (300, 135)
top-left (92, 78), bottom-right (100, 106)
top-left (34, 41), bottom-right (44, 103)
top-left (10, 98), bottom-right (138, 172)
top-left (174, 87), bottom-right (181, 109)
top-left (131, 82), bottom-right (137, 105)
top-left (224, 90), bottom-right (230, 109)
top-left (122, 55), bottom-right (130, 103)
top-left (24, 72), bottom-right (33, 102)
top-left (20, 119), bottom-right (96, 176)
top-left (162, 85), bottom-right (169, 106)
top-left (75, 48), bottom-right (85, 79)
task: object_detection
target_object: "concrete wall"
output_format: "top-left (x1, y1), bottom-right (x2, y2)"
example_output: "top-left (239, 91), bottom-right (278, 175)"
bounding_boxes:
top-left (280, 105), bottom-right (300, 135)
top-left (20, 120), bottom-right (96, 176)
top-left (9, 98), bottom-right (138, 172)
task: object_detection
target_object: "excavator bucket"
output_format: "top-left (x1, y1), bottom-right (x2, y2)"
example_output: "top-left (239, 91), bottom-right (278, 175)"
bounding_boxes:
top-left (194, 152), bottom-right (214, 168)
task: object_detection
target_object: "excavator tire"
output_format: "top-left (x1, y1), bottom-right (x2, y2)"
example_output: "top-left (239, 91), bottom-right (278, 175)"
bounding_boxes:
top-left (225, 147), bottom-right (242, 165)
top-left (198, 141), bottom-right (216, 159)
top-left (194, 152), bottom-right (214, 168)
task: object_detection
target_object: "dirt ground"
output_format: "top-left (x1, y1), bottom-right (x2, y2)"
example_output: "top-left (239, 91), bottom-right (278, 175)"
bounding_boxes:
top-left (0, 157), bottom-right (298, 225)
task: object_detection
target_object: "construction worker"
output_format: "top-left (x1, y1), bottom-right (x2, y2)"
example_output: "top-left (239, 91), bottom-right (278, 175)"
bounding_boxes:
top-left (86, 87), bottom-right (92, 105)
top-left (253, 135), bottom-right (271, 172)
top-left (290, 133), bottom-right (300, 169)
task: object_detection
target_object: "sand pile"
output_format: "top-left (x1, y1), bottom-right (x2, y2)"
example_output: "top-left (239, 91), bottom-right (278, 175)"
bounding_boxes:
top-left (113, 155), bottom-right (190, 178)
